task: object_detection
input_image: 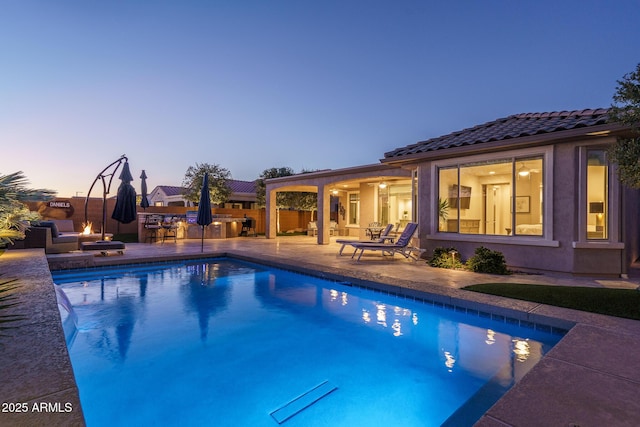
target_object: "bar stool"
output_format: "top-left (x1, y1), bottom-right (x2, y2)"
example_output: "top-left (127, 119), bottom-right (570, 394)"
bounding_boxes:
top-left (144, 215), bottom-right (162, 243)
top-left (162, 217), bottom-right (178, 243)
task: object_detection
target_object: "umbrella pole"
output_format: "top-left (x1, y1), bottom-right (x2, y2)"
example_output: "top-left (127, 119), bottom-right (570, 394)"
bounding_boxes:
top-left (83, 155), bottom-right (127, 241)
top-left (101, 176), bottom-right (107, 241)
top-left (201, 225), bottom-right (204, 252)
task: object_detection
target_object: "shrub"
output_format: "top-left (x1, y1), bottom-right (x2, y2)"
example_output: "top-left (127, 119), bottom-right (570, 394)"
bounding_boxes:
top-left (466, 246), bottom-right (510, 275)
top-left (429, 247), bottom-right (464, 269)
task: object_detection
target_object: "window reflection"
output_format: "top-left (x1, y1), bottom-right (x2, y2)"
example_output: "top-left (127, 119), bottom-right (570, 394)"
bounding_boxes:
top-left (485, 329), bottom-right (496, 345)
top-left (376, 304), bottom-right (387, 327)
top-left (512, 339), bottom-right (531, 362)
top-left (444, 351), bottom-right (456, 372)
top-left (392, 319), bottom-right (402, 337)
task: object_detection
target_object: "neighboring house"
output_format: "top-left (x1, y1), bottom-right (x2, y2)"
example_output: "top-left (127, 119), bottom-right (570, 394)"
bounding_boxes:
top-left (148, 180), bottom-right (258, 208)
top-left (225, 180), bottom-right (259, 209)
top-left (265, 109), bottom-right (639, 277)
top-left (148, 185), bottom-right (195, 207)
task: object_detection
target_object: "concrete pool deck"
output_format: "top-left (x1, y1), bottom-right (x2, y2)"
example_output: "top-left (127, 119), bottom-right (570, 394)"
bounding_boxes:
top-left (2, 236), bottom-right (640, 426)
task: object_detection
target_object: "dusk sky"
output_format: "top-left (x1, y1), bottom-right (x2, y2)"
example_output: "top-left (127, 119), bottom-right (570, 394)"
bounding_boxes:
top-left (2, 1), bottom-right (639, 198)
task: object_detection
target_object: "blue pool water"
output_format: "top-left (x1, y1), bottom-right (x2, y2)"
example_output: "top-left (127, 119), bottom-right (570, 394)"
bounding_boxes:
top-left (53, 258), bottom-right (562, 427)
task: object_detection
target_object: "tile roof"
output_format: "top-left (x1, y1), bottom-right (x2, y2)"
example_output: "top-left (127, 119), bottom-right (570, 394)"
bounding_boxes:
top-left (157, 185), bottom-right (185, 197)
top-left (384, 108), bottom-right (611, 159)
top-left (228, 180), bottom-right (257, 193)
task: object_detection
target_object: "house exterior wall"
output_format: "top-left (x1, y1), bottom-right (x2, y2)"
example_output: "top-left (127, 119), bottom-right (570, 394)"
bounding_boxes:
top-left (358, 183), bottom-right (376, 240)
top-left (418, 138), bottom-right (632, 277)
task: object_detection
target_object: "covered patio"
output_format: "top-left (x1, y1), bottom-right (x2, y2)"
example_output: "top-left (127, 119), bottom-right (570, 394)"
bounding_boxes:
top-left (265, 163), bottom-right (413, 244)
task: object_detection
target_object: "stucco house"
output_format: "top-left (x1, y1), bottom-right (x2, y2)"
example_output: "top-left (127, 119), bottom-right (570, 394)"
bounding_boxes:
top-left (148, 180), bottom-right (258, 208)
top-left (266, 108), bottom-right (639, 277)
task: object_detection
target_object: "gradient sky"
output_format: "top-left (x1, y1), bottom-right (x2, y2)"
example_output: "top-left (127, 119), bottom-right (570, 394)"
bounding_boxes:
top-left (2, 1), bottom-right (639, 198)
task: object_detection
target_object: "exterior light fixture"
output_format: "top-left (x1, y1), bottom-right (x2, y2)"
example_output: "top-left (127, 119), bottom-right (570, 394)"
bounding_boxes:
top-left (378, 182), bottom-right (387, 189)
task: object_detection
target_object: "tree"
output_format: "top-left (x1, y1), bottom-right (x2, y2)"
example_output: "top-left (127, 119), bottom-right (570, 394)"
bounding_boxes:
top-left (181, 163), bottom-right (232, 206)
top-left (287, 169), bottom-right (319, 219)
top-left (608, 63), bottom-right (640, 188)
top-left (255, 167), bottom-right (295, 208)
top-left (255, 167), bottom-right (319, 210)
top-left (0, 171), bottom-right (55, 246)
top-left (255, 167), bottom-right (321, 232)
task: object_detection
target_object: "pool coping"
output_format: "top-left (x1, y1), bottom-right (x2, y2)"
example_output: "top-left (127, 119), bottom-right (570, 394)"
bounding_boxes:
top-left (4, 249), bottom-right (640, 426)
top-left (0, 250), bottom-right (85, 427)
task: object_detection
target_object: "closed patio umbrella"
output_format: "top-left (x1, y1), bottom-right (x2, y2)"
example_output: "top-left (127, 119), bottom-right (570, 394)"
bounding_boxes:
top-left (140, 170), bottom-right (149, 210)
top-left (111, 161), bottom-right (137, 225)
top-left (196, 172), bottom-right (212, 252)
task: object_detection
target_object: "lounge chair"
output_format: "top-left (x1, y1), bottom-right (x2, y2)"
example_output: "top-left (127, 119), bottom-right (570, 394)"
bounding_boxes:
top-left (335, 223), bottom-right (395, 255)
top-left (350, 222), bottom-right (420, 262)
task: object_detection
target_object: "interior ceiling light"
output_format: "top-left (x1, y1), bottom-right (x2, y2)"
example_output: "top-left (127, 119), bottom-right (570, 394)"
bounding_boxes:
top-left (517, 163), bottom-right (530, 177)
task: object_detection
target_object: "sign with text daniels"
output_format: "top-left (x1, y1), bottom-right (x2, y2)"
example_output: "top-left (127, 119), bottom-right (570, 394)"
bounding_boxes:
top-left (37, 199), bottom-right (75, 219)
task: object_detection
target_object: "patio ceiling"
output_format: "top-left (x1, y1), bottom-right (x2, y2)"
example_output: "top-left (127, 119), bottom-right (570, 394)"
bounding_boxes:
top-left (327, 176), bottom-right (412, 192)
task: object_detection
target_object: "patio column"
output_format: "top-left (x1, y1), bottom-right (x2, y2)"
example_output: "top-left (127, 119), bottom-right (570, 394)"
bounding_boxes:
top-left (266, 188), bottom-right (277, 239)
top-left (317, 184), bottom-right (331, 245)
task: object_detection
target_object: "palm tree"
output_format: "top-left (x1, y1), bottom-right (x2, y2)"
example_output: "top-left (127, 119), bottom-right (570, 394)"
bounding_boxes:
top-left (0, 171), bottom-right (55, 247)
top-left (0, 275), bottom-right (25, 335)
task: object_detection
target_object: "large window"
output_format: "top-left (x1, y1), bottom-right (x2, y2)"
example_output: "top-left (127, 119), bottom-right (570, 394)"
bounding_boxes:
top-left (586, 150), bottom-right (608, 240)
top-left (438, 157), bottom-right (544, 236)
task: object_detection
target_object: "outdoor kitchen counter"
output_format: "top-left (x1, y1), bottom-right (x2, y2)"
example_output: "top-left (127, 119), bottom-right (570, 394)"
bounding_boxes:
top-left (137, 213), bottom-right (246, 242)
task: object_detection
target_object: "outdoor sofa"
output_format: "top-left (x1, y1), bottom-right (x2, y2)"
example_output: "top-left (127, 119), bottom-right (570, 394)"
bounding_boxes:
top-left (9, 221), bottom-right (78, 254)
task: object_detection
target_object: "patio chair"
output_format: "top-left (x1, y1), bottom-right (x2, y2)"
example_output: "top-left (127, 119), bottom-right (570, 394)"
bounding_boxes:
top-left (336, 223), bottom-right (395, 256)
top-left (144, 215), bottom-right (163, 243)
top-left (350, 222), bottom-right (420, 262)
top-left (307, 221), bottom-right (318, 236)
top-left (161, 216), bottom-right (179, 243)
top-left (365, 222), bottom-right (381, 239)
top-left (329, 221), bottom-right (338, 236)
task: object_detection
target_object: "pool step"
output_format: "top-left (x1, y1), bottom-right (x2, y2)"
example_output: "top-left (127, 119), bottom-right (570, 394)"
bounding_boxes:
top-left (270, 380), bottom-right (337, 424)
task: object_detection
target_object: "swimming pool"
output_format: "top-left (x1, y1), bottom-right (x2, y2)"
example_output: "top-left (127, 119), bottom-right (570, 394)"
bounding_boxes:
top-left (53, 258), bottom-right (562, 426)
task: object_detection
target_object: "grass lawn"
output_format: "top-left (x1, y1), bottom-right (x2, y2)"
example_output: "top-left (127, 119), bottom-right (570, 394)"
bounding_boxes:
top-left (463, 283), bottom-right (640, 321)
